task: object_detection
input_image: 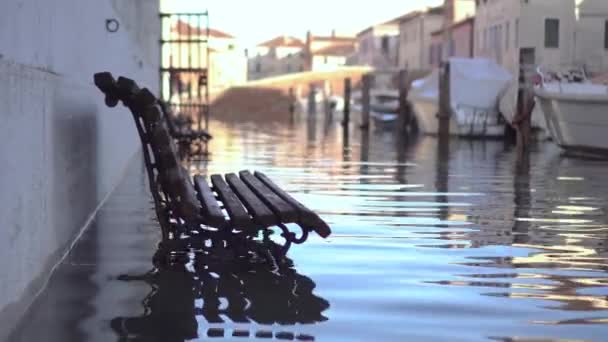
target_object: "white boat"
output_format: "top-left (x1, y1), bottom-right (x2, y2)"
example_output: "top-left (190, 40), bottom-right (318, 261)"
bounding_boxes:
top-left (499, 68), bottom-right (589, 138)
top-left (298, 92), bottom-right (345, 114)
top-left (351, 89), bottom-right (400, 128)
top-left (534, 82), bottom-right (608, 155)
top-left (408, 58), bottom-right (512, 137)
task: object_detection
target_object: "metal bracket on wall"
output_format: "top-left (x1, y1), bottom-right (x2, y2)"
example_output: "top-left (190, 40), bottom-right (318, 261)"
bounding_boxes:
top-left (105, 19), bottom-right (120, 33)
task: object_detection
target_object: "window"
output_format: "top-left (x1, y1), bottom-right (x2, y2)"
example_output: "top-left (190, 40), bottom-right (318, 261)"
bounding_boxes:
top-left (484, 28), bottom-right (488, 50)
top-left (506, 21), bottom-right (510, 50)
top-left (381, 35), bottom-right (390, 54)
top-left (605, 20), bottom-right (608, 49)
top-left (449, 39), bottom-right (455, 57)
top-left (515, 19), bottom-right (519, 48)
top-left (545, 18), bottom-right (560, 48)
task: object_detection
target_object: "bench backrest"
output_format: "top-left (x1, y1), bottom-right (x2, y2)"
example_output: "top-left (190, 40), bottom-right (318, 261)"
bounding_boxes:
top-left (94, 73), bottom-right (201, 234)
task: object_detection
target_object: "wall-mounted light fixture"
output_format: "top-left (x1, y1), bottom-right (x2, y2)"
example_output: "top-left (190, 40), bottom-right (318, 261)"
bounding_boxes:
top-left (105, 19), bottom-right (120, 33)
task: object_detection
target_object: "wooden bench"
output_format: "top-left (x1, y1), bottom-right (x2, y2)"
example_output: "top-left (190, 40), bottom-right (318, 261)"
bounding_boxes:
top-left (94, 72), bottom-right (331, 257)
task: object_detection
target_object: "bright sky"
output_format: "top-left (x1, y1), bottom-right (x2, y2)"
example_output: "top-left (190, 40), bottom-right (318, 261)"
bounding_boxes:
top-left (161, 0), bottom-right (444, 48)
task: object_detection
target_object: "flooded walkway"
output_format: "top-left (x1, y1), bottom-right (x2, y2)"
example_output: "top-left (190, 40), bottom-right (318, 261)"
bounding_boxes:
top-left (10, 114), bottom-right (608, 341)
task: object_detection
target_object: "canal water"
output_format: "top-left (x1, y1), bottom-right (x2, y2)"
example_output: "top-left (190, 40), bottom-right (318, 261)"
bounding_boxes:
top-left (10, 113), bottom-right (608, 341)
top-left (194, 114), bottom-right (608, 341)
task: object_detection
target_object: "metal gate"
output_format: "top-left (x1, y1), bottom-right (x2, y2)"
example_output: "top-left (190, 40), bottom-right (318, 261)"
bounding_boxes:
top-left (160, 12), bottom-right (210, 131)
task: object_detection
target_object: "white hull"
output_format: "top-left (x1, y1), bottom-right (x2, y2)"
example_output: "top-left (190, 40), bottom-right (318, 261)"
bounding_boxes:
top-left (298, 95), bottom-right (345, 113)
top-left (536, 86), bottom-right (608, 154)
top-left (410, 97), bottom-right (505, 137)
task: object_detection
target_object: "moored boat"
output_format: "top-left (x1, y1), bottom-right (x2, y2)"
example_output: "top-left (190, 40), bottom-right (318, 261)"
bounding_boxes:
top-left (408, 58), bottom-right (512, 138)
top-left (534, 82), bottom-right (608, 155)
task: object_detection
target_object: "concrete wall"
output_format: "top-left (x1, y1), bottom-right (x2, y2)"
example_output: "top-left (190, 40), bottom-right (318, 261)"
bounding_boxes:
top-left (0, 0), bottom-right (159, 340)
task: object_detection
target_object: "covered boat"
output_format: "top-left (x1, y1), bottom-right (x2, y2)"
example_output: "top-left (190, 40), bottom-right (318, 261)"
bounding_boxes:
top-left (408, 58), bottom-right (512, 137)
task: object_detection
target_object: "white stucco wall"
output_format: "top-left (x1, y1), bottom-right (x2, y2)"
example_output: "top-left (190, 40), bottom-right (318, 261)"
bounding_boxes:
top-left (520, 0), bottom-right (576, 70)
top-left (210, 50), bottom-right (247, 90)
top-left (355, 26), bottom-right (399, 68)
top-left (312, 55), bottom-right (348, 71)
top-left (575, 0), bottom-right (608, 74)
top-left (398, 14), bottom-right (444, 71)
top-left (0, 0), bottom-right (159, 339)
top-left (475, 0), bottom-right (576, 75)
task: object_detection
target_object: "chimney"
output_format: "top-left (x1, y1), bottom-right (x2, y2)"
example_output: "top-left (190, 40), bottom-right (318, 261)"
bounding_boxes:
top-left (306, 30), bottom-right (312, 51)
top-left (305, 30), bottom-right (313, 70)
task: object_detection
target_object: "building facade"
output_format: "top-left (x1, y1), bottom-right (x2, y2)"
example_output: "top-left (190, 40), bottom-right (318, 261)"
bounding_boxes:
top-left (248, 36), bottom-right (305, 80)
top-left (575, 0), bottom-right (608, 75)
top-left (429, 0), bottom-right (476, 67)
top-left (164, 20), bottom-right (246, 94)
top-left (398, 7), bottom-right (445, 71)
top-left (474, 0), bottom-right (576, 75)
top-left (305, 32), bottom-right (356, 72)
top-left (430, 17), bottom-right (475, 67)
top-left (353, 21), bottom-right (400, 69)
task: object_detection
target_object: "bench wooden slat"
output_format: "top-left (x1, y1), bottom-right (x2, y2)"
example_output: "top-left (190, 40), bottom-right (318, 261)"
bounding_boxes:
top-left (210, 175), bottom-right (253, 230)
top-left (253, 172), bottom-right (331, 238)
top-left (239, 171), bottom-right (298, 223)
top-left (193, 175), bottom-right (227, 229)
top-left (225, 173), bottom-right (278, 228)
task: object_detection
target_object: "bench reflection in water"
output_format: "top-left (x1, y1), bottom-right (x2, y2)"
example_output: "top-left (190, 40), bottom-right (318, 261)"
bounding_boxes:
top-left (111, 240), bottom-right (329, 341)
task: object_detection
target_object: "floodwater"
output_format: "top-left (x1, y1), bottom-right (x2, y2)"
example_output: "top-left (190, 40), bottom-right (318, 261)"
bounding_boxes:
top-left (10, 112), bottom-right (608, 342)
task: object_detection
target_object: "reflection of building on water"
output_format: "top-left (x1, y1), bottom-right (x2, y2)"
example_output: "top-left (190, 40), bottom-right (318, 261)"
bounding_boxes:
top-left (423, 145), bottom-right (608, 313)
top-left (111, 241), bottom-right (329, 341)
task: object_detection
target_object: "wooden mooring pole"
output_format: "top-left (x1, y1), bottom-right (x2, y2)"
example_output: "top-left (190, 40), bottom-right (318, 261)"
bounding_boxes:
top-left (323, 80), bottom-right (332, 118)
top-left (437, 61), bottom-right (451, 138)
top-left (288, 87), bottom-right (295, 115)
top-left (514, 57), bottom-right (533, 157)
top-left (397, 69), bottom-right (410, 133)
top-left (361, 73), bottom-right (372, 130)
top-left (343, 78), bottom-right (351, 127)
top-left (307, 83), bottom-right (316, 115)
